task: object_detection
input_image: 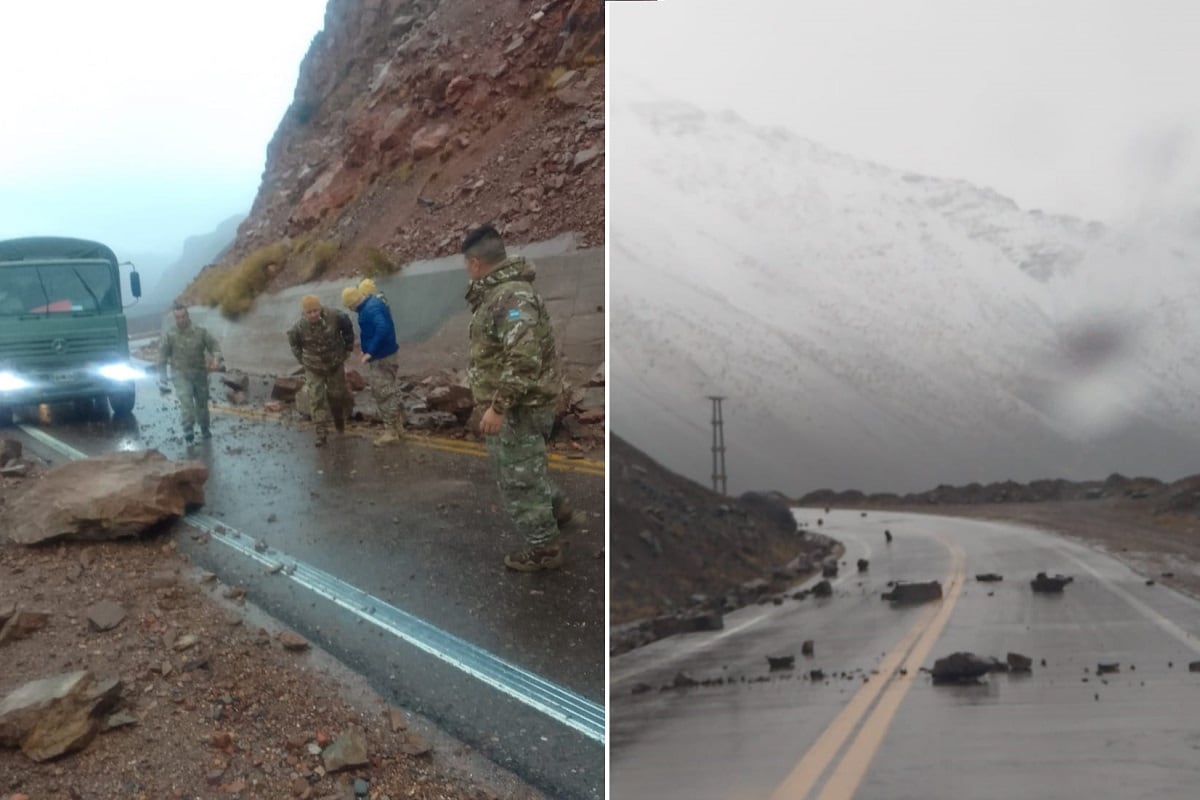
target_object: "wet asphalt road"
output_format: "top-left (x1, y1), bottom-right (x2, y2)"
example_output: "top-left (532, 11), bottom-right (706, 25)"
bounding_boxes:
top-left (11, 376), bottom-right (605, 800)
top-left (611, 508), bottom-right (1200, 800)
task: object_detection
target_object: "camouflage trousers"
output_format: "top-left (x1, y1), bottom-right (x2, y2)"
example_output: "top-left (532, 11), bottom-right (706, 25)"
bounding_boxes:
top-left (304, 366), bottom-right (350, 435)
top-left (485, 405), bottom-right (563, 548)
top-left (366, 354), bottom-right (406, 432)
top-left (171, 370), bottom-right (211, 435)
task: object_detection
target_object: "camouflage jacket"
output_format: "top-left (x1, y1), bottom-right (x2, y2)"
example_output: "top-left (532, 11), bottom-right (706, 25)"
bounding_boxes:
top-left (466, 256), bottom-right (561, 414)
top-left (287, 308), bottom-right (354, 373)
top-left (159, 323), bottom-right (223, 375)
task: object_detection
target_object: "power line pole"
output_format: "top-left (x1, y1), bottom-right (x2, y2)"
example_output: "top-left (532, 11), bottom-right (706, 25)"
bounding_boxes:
top-left (707, 395), bottom-right (727, 495)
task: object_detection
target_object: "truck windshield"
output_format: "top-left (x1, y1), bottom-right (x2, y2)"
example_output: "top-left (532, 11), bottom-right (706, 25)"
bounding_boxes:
top-left (0, 262), bottom-right (118, 316)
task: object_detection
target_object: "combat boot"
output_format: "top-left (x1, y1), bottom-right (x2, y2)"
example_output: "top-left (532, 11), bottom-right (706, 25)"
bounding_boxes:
top-left (553, 497), bottom-right (577, 530)
top-left (504, 540), bottom-right (564, 572)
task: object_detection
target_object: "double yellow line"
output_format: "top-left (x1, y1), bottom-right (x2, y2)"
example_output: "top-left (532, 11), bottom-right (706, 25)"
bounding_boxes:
top-left (208, 402), bottom-right (604, 477)
top-left (772, 534), bottom-right (967, 800)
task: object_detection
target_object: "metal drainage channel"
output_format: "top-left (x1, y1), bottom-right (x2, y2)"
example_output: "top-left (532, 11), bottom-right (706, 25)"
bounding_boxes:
top-left (20, 424), bottom-right (606, 744)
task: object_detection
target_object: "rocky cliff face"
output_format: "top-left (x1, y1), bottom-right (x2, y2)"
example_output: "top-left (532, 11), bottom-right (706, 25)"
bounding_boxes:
top-left (217, 0), bottom-right (603, 286)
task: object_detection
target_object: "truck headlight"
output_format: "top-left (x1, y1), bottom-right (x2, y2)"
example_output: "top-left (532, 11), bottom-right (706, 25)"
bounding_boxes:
top-left (97, 363), bottom-right (146, 382)
top-left (0, 370), bottom-right (32, 392)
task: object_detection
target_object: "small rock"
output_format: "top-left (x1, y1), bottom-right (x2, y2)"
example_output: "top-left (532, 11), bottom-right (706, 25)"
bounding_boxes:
top-left (1007, 652), bottom-right (1033, 672)
top-left (386, 706), bottom-right (407, 732)
top-left (0, 609), bottom-right (51, 645)
top-left (571, 148), bottom-right (601, 173)
top-left (172, 634), bottom-right (199, 652)
top-left (104, 711), bottom-right (138, 730)
top-left (86, 600), bottom-right (126, 632)
top-left (279, 631), bottom-right (310, 652)
top-left (801, 640), bottom-right (815, 657)
top-left (400, 732), bottom-right (431, 757)
top-left (323, 726), bottom-right (370, 772)
top-left (767, 655), bottom-right (795, 671)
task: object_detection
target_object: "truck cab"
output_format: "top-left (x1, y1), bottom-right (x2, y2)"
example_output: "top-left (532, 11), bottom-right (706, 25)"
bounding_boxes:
top-left (0, 236), bottom-right (142, 425)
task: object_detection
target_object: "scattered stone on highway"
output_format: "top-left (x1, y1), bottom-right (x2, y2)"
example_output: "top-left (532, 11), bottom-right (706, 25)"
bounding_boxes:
top-left (802, 640), bottom-right (815, 657)
top-left (767, 655), bottom-right (795, 671)
top-left (856, 558), bottom-right (869, 573)
top-left (812, 580), bottom-right (833, 598)
top-left (976, 573), bottom-right (1003, 582)
top-left (1188, 661), bottom-right (1200, 673)
top-left (822, 559), bottom-right (839, 578)
top-left (1096, 662), bottom-right (1120, 675)
top-left (809, 669), bottom-right (825, 681)
top-left (881, 580), bottom-right (943, 604)
top-left (1031, 572), bottom-right (1071, 593)
top-left (930, 652), bottom-right (994, 684)
top-left (1007, 652), bottom-right (1033, 672)
top-left (884, 529), bottom-right (893, 542)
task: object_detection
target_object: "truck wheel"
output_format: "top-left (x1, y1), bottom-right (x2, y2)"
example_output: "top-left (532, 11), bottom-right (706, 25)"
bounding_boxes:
top-left (108, 388), bottom-right (136, 417)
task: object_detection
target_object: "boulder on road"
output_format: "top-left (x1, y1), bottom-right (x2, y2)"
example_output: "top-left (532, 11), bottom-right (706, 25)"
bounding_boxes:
top-left (1030, 572), bottom-right (1071, 593)
top-left (881, 581), bottom-right (943, 605)
top-left (1, 451), bottom-right (207, 545)
top-left (270, 375), bottom-right (304, 402)
top-left (930, 652), bottom-right (994, 684)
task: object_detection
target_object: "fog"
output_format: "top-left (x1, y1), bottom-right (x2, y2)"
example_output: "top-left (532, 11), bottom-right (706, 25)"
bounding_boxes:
top-left (0, 0), bottom-right (327, 263)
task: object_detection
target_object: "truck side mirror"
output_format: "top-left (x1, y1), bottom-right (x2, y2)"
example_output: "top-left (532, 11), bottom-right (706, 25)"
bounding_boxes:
top-left (130, 271), bottom-right (142, 298)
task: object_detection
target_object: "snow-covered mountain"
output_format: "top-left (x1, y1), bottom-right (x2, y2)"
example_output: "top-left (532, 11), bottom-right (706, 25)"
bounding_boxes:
top-left (612, 87), bottom-right (1200, 495)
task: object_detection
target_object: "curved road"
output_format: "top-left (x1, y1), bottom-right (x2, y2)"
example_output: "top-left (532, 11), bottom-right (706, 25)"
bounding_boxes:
top-left (10, 375), bottom-right (605, 800)
top-left (611, 508), bottom-right (1200, 800)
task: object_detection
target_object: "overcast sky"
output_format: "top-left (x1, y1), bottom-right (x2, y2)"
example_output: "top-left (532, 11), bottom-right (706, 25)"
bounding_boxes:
top-left (610, 0), bottom-right (1200, 229)
top-left (0, 0), bottom-right (327, 258)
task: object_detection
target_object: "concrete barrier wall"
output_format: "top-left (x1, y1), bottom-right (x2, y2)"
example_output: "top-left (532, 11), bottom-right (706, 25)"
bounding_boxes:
top-left (175, 235), bottom-right (604, 384)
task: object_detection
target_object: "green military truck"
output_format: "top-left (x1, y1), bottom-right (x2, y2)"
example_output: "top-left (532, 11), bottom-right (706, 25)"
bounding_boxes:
top-left (0, 237), bottom-right (142, 425)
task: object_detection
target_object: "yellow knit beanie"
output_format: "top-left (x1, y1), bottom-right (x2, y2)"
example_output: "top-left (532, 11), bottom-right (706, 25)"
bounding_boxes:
top-left (301, 294), bottom-right (321, 312)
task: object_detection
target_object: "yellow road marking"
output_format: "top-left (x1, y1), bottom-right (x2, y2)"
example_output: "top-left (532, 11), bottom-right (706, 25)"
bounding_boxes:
top-left (815, 538), bottom-right (966, 800)
top-left (207, 402), bottom-right (604, 476)
top-left (770, 533), bottom-right (966, 800)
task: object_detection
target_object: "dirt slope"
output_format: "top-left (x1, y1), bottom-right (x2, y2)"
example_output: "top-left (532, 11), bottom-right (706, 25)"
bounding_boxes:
top-left (184, 0), bottom-right (604, 304)
top-left (610, 435), bottom-right (828, 626)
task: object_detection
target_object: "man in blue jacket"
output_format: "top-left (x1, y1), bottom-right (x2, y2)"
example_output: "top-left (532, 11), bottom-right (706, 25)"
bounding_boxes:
top-left (342, 285), bottom-right (406, 446)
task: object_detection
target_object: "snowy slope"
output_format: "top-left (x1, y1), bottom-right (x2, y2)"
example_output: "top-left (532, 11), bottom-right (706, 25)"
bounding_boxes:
top-left (612, 85), bottom-right (1200, 495)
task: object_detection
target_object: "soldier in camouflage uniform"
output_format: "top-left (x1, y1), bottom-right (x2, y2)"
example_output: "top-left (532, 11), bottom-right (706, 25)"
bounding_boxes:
top-left (287, 294), bottom-right (355, 447)
top-left (157, 303), bottom-right (224, 445)
top-left (342, 285), bottom-right (406, 446)
top-left (463, 225), bottom-right (574, 571)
